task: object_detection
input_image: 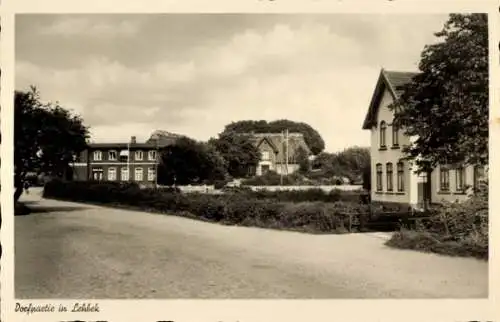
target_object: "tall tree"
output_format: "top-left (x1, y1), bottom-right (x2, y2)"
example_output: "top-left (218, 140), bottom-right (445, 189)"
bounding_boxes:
top-left (157, 137), bottom-right (227, 185)
top-left (209, 132), bottom-right (260, 178)
top-left (222, 119), bottom-right (325, 155)
top-left (15, 87), bottom-right (89, 202)
top-left (390, 14), bottom-right (488, 172)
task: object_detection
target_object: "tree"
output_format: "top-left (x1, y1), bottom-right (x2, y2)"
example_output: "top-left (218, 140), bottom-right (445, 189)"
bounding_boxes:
top-left (296, 146), bottom-right (311, 174)
top-left (390, 14), bottom-right (488, 172)
top-left (157, 137), bottom-right (227, 186)
top-left (15, 87), bottom-right (89, 202)
top-left (222, 119), bottom-right (325, 155)
top-left (209, 132), bottom-right (260, 178)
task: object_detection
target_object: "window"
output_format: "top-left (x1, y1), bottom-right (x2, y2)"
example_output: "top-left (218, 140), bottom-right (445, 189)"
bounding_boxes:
top-left (473, 165), bottom-right (486, 190)
top-left (135, 150), bottom-right (143, 161)
top-left (392, 123), bottom-right (399, 147)
top-left (397, 162), bottom-right (404, 192)
top-left (108, 167), bottom-right (117, 181)
top-left (121, 167), bottom-right (129, 181)
top-left (439, 167), bottom-right (450, 191)
top-left (148, 150), bottom-right (157, 161)
top-left (108, 150), bottom-right (117, 161)
top-left (135, 167), bottom-right (143, 181)
top-left (148, 167), bottom-right (156, 181)
top-left (261, 151), bottom-right (270, 160)
top-left (376, 163), bottom-right (383, 191)
top-left (93, 150), bottom-right (102, 161)
top-left (455, 167), bottom-right (465, 191)
top-left (92, 168), bottom-right (103, 181)
top-left (386, 163), bottom-right (393, 191)
top-left (119, 150), bottom-right (129, 162)
top-left (379, 121), bottom-right (387, 148)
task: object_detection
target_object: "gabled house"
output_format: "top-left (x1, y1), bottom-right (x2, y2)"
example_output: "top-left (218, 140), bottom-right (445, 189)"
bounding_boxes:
top-left (362, 68), bottom-right (487, 208)
top-left (244, 132), bottom-right (311, 176)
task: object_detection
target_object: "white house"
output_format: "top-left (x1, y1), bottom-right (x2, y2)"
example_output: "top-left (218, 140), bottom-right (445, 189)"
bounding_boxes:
top-left (362, 69), bottom-right (486, 208)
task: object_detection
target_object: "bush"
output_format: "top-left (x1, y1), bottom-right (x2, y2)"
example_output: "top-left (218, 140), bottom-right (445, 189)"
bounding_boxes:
top-left (386, 184), bottom-right (488, 260)
top-left (43, 179), bottom-right (371, 234)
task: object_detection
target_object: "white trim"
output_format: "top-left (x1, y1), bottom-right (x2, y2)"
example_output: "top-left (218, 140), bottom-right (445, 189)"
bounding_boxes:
top-left (108, 150), bottom-right (118, 161)
top-left (71, 163), bottom-right (88, 167)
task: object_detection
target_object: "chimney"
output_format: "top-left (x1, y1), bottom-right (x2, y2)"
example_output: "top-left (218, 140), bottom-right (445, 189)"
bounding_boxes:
top-left (130, 136), bottom-right (137, 144)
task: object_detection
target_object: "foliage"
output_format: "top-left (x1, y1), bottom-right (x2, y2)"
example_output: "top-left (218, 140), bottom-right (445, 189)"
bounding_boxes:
top-left (43, 179), bottom-right (371, 234)
top-left (311, 146), bottom-right (370, 182)
top-left (209, 132), bottom-right (260, 178)
top-left (221, 119), bottom-right (325, 155)
top-left (296, 146), bottom-right (311, 174)
top-left (390, 14), bottom-right (488, 172)
top-left (158, 137), bottom-right (228, 185)
top-left (386, 182), bottom-right (488, 260)
top-left (14, 87), bottom-right (89, 202)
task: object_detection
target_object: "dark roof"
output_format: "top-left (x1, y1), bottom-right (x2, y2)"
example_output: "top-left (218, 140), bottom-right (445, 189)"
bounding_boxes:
top-left (362, 69), bottom-right (419, 130)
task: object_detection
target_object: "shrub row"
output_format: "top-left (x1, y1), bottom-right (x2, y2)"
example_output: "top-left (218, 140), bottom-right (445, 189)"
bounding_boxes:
top-left (43, 179), bottom-right (371, 234)
top-left (222, 187), bottom-right (367, 204)
top-left (240, 171), bottom-right (350, 186)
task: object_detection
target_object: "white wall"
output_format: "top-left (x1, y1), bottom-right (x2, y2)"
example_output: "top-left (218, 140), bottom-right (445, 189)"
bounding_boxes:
top-left (370, 88), bottom-right (414, 204)
top-left (430, 164), bottom-right (475, 204)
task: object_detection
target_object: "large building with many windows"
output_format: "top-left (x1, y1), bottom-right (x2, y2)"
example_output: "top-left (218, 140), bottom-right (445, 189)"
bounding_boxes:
top-left (362, 69), bottom-right (487, 208)
top-left (71, 132), bottom-right (179, 186)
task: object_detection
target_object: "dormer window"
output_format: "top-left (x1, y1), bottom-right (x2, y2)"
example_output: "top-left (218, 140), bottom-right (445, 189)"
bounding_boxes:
top-left (93, 150), bottom-right (102, 161)
top-left (379, 121), bottom-right (387, 149)
top-left (261, 151), bottom-right (270, 161)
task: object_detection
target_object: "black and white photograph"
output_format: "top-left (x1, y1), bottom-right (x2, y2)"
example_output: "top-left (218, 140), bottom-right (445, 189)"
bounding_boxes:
top-left (13, 13), bottom-right (489, 301)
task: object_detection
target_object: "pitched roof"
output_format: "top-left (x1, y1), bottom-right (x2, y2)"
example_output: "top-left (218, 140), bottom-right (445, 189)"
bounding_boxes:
top-left (146, 130), bottom-right (184, 147)
top-left (244, 132), bottom-right (311, 163)
top-left (87, 142), bottom-right (158, 149)
top-left (362, 69), bottom-right (419, 130)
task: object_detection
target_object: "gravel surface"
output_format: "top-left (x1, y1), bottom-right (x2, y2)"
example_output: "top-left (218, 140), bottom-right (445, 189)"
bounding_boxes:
top-left (15, 188), bottom-right (488, 299)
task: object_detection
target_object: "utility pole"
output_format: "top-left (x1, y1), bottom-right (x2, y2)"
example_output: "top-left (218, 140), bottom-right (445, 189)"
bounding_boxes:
top-left (285, 129), bottom-right (289, 176)
top-left (280, 130), bottom-right (284, 186)
top-left (154, 138), bottom-right (159, 189)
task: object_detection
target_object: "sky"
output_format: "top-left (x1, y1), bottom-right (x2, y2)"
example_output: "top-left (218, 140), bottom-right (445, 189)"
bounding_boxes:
top-left (15, 14), bottom-right (448, 152)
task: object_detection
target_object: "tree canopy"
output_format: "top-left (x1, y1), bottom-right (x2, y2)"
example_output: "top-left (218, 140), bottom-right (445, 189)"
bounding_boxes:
top-left (390, 14), bottom-right (488, 172)
top-left (15, 87), bottom-right (89, 201)
top-left (311, 146), bottom-right (370, 182)
top-left (157, 137), bottom-right (227, 185)
top-left (221, 119), bottom-right (325, 155)
top-left (209, 132), bottom-right (260, 178)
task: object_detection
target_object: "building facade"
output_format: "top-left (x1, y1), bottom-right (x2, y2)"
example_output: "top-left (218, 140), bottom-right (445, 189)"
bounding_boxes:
top-left (71, 136), bottom-right (164, 186)
top-left (245, 132), bottom-right (311, 176)
top-left (362, 69), bottom-right (486, 208)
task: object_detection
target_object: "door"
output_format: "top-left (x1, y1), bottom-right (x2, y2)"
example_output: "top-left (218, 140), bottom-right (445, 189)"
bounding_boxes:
top-left (261, 165), bottom-right (270, 174)
top-left (417, 172), bottom-right (432, 209)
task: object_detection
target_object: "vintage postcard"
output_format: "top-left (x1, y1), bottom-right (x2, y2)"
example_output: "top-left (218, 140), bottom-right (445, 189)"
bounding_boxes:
top-left (0, 0), bottom-right (498, 321)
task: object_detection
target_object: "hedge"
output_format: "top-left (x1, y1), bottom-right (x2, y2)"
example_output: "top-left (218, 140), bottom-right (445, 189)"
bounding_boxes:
top-left (43, 179), bottom-right (371, 234)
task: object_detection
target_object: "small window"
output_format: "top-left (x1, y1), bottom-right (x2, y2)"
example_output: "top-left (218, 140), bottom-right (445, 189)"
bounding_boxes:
top-left (108, 150), bottom-right (117, 161)
top-left (148, 167), bottom-right (156, 181)
top-left (148, 150), bottom-right (157, 161)
top-left (397, 162), bottom-right (404, 192)
top-left (386, 163), bottom-right (393, 191)
top-left (440, 167), bottom-right (450, 191)
top-left (261, 151), bottom-right (270, 160)
top-left (93, 150), bottom-right (102, 161)
top-left (392, 123), bottom-right (399, 147)
top-left (121, 167), bottom-right (129, 181)
top-left (108, 167), bottom-right (117, 181)
top-left (135, 150), bottom-right (143, 161)
top-left (376, 163), bottom-right (383, 191)
top-left (135, 167), bottom-right (143, 181)
top-left (379, 121), bottom-right (387, 148)
top-left (473, 165), bottom-right (486, 190)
